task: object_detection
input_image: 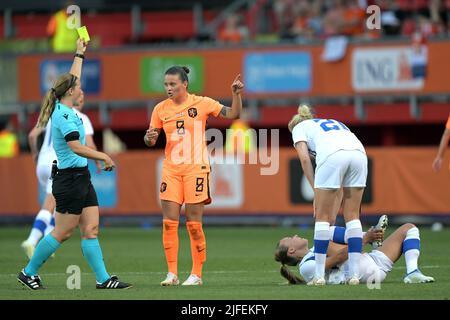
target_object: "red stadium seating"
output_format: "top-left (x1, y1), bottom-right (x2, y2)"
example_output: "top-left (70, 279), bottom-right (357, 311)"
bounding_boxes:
top-left (12, 14), bottom-right (49, 39)
top-left (420, 103), bottom-right (450, 123)
top-left (110, 108), bottom-right (149, 129)
top-left (401, 19), bottom-right (416, 36)
top-left (8, 10), bottom-right (218, 46)
top-left (139, 10), bottom-right (218, 41)
top-left (140, 11), bottom-right (195, 40)
top-left (395, 0), bottom-right (430, 11)
top-left (82, 12), bottom-right (132, 47)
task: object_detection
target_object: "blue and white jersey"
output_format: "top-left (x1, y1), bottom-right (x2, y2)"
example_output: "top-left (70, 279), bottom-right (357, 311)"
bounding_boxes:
top-left (291, 119), bottom-right (365, 168)
top-left (51, 102), bottom-right (87, 169)
top-left (298, 247), bottom-right (347, 285)
top-left (298, 247), bottom-right (315, 283)
top-left (37, 120), bottom-right (57, 168)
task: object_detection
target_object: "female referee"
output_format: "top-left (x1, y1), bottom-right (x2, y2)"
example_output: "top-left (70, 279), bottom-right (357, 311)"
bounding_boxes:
top-left (17, 38), bottom-right (131, 290)
top-left (144, 66), bottom-right (244, 286)
top-left (21, 92), bottom-right (101, 260)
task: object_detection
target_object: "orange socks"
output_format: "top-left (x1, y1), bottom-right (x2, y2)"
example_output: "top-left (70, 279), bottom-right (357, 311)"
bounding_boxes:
top-left (186, 221), bottom-right (206, 278)
top-left (163, 219), bottom-right (206, 278)
top-left (162, 219), bottom-right (179, 275)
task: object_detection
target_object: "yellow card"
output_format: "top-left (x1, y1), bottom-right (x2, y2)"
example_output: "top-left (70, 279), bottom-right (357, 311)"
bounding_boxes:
top-left (76, 26), bottom-right (90, 42)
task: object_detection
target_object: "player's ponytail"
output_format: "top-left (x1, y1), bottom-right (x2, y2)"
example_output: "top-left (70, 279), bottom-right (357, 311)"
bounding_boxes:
top-left (181, 66), bottom-right (190, 75)
top-left (288, 104), bottom-right (314, 132)
top-left (274, 243), bottom-right (306, 285)
top-left (37, 73), bottom-right (77, 128)
top-left (280, 265), bottom-right (305, 285)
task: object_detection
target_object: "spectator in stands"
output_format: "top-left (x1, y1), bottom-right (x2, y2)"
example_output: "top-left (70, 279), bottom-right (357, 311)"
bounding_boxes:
top-left (429, 0), bottom-right (448, 35)
top-left (273, 0), bottom-right (298, 39)
top-left (377, 0), bottom-right (402, 36)
top-left (342, 0), bottom-right (366, 37)
top-left (322, 0), bottom-right (347, 37)
top-left (290, 0), bottom-right (316, 42)
top-left (218, 13), bottom-right (249, 44)
top-left (322, 0), bottom-right (365, 38)
top-left (410, 31), bottom-right (428, 79)
top-left (0, 115), bottom-right (19, 158)
top-left (432, 114), bottom-right (450, 172)
top-left (308, 0), bottom-right (325, 37)
top-left (266, 0), bottom-right (449, 41)
top-left (47, 1), bottom-right (79, 53)
top-left (225, 108), bottom-right (256, 155)
top-left (416, 14), bottom-right (437, 37)
top-left (395, 0), bottom-right (444, 37)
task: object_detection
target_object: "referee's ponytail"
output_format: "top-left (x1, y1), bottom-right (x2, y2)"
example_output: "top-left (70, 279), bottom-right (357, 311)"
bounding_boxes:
top-left (37, 73), bottom-right (77, 128)
top-left (288, 104), bottom-right (314, 132)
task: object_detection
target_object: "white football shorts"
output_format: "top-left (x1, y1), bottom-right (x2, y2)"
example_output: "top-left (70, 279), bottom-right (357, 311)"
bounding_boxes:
top-left (314, 150), bottom-right (367, 189)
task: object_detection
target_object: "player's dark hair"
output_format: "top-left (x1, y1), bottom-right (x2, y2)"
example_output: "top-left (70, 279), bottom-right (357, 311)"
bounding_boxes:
top-left (275, 242), bottom-right (306, 285)
top-left (37, 73), bottom-right (77, 128)
top-left (165, 66), bottom-right (190, 83)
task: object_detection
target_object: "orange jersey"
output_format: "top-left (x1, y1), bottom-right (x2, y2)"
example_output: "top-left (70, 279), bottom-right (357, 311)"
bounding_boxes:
top-left (150, 93), bottom-right (223, 175)
top-left (446, 114), bottom-right (450, 130)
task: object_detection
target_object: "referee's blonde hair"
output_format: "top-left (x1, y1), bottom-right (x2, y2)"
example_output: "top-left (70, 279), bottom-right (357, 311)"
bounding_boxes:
top-left (37, 73), bottom-right (77, 128)
top-left (288, 104), bottom-right (313, 132)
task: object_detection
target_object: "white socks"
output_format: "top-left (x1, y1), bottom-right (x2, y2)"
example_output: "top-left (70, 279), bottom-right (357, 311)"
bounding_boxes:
top-left (346, 219), bottom-right (363, 279)
top-left (313, 221), bottom-right (330, 279)
top-left (403, 227), bottom-right (420, 274)
top-left (26, 209), bottom-right (53, 246)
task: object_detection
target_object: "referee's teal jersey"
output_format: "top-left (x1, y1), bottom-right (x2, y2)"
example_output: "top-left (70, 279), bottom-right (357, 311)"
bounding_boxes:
top-left (51, 102), bottom-right (87, 169)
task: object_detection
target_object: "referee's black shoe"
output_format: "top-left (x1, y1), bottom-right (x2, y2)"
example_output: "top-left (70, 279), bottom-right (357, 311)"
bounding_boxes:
top-left (18, 269), bottom-right (45, 290)
top-left (96, 275), bottom-right (132, 289)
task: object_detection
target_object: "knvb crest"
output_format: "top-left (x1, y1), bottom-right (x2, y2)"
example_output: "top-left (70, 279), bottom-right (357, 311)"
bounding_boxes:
top-left (188, 108), bottom-right (198, 118)
top-left (160, 182), bottom-right (167, 193)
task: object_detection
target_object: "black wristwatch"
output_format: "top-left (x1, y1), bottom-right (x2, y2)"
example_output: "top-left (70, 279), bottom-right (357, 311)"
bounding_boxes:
top-left (74, 53), bottom-right (85, 59)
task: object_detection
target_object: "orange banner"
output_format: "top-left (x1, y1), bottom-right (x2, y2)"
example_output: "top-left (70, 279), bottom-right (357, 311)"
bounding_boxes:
top-left (17, 41), bottom-right (450, 103)
top-left (1, 148), bottom-right (449, 216)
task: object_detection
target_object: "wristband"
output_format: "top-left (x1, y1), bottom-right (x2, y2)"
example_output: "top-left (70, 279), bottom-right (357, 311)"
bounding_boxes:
top-left (74, 53), bottom-right (85, 59)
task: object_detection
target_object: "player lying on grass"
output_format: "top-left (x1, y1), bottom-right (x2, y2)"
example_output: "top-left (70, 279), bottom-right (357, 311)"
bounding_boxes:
top-left (275, 215), bottom-right (435, 285)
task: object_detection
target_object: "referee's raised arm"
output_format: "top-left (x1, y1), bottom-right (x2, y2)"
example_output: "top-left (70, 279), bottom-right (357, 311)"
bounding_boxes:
top-left (70, 38), bottom-right (87, 79)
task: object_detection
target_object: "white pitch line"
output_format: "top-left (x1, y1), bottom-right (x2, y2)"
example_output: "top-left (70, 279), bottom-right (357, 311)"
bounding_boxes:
top-left (392, 265), bottom-right (443, 269)
top-left (1, 265), bottom-right (447, 277)
top-left (1, 270), bottom-right (276, 277)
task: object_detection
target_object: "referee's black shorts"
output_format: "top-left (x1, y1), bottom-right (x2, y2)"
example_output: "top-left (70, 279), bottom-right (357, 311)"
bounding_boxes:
top-left (52, 166), bottom-right (98, 215)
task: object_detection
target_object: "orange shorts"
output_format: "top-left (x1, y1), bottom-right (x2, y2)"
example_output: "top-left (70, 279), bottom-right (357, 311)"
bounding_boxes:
top-left (159, 171), bottom-right (211, 205)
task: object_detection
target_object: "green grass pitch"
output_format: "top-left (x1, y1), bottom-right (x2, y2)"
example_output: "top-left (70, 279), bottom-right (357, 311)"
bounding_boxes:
top-left (0, 226), bottom-right (448, 300)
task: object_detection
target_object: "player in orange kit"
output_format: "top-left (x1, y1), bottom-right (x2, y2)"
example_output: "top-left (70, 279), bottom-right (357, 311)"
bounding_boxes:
top-left (432, 114), bottom-right (450, 173)
top-left (144, 66), bottom-right (244, 286)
